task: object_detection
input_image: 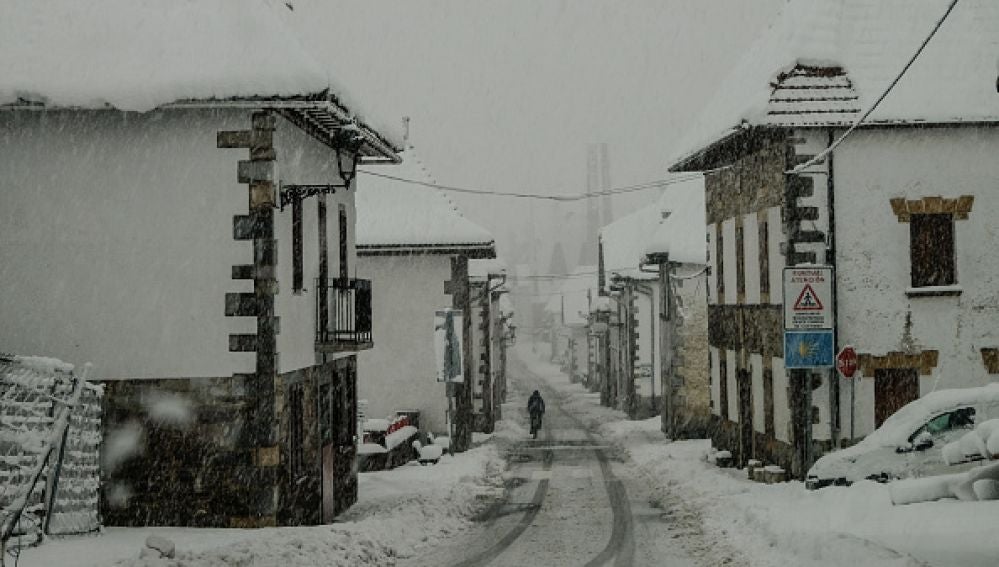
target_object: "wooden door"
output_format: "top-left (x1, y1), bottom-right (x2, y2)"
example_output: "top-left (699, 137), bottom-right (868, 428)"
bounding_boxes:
top-left (874, 368), bottom-right (919, 428)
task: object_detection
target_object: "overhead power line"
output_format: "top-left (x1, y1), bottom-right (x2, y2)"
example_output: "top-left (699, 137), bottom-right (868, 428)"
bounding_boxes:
top-left (358, 170), bottom-right (707, 201)
top-left (790, 0), bottom-right (960, 174)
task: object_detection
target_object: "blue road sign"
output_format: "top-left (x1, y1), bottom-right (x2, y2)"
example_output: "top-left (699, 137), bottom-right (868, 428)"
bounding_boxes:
top-left (784, 330), bottom-right (835, 369)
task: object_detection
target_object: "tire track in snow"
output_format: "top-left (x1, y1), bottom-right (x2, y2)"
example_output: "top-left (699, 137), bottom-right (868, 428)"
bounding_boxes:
top-left (523, 359), bottom-right (635, 567)
top-left (449, 422), bottom-right (554, 567)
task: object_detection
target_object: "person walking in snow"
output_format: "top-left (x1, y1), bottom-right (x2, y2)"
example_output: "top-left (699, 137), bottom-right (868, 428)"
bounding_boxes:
top-left (527, 390), bottom-right (545, 439)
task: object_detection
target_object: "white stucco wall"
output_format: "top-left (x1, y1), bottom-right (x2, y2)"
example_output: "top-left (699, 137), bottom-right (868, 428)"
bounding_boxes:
top-left (356, 254), bottom-right (452, 435)
top-left (766, 207), bottom-right (784, 304)
top-left (270, 114), bottom-right (357, 374)
top-left (835, 127), bottom-right (999, 437)
top-left (0, 108), bottom-right (354, 380)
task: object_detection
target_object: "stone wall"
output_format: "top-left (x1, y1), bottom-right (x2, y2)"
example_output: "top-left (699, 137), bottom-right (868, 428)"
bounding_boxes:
top-left (101, 357), bottom-right (358, 528)
top-left (101, 376), bottom-right (275, 527)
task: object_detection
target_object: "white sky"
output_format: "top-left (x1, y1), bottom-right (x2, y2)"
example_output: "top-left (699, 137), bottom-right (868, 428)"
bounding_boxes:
top-left (293, 0), bottom-right (785, 272)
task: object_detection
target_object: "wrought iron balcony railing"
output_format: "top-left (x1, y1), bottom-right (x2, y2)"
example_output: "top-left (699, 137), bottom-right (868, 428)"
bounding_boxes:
top-left (316, 278), bottom-right (373, 352)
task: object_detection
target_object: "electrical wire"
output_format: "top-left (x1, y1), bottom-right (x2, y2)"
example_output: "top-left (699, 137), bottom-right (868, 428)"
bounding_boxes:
top-left (789, 0), bottom-right (960, 174)
top-left (358, 170), bottom-right (707, 202)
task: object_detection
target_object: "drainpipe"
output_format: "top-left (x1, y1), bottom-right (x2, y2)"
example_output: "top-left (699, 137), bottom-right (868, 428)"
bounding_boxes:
top-left (826, 128), bottom-right (841, 447)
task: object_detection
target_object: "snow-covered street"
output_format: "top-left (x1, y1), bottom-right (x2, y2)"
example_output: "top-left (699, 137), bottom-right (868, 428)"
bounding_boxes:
top-left (493, 345), bottom-right (999, 567)
top-left (404, 348), bottom-right (698, 567)
top-left (18, 443), bottom-right (504, 566)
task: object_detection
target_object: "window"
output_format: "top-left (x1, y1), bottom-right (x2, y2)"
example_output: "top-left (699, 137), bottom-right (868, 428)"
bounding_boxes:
top-left (910, 407), bottom-right (975, 441)
top-left (759, 219), bottom-right (770, 295)
top-left (910, 213), bottom-right (955, 287)
top-left (338, 205), bottom-right (348, 281)
top-left (288, 384), bottom-right (304, 478)
top-left (735, 224), bottom-right (745, 297)
top-left (292, 196), bottom-right (303, 293)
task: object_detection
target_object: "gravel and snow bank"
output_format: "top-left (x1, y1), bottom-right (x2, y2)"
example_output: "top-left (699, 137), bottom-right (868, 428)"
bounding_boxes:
top-left (516, 344), bottom-right (999, 567)
top-left (21, 444), bottom-right (504, 567)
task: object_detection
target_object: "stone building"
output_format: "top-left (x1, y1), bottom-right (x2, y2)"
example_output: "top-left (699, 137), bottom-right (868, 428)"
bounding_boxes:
top-left (642, 178), bottom-right (711, 439)
top-left (0, 3), bottom-right (400, 526)
top-left (598, 202), bottom-right (666, 418)
top-left (356, 148), bottom-right (495, 451)
top-left (668, 0), bottom-right (999, 477)
top-left (469, 259), bottom-right (514, 433)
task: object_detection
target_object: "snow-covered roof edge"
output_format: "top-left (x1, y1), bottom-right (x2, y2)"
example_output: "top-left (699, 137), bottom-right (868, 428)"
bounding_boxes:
top-left (0, 0), bottom-right (403, 156)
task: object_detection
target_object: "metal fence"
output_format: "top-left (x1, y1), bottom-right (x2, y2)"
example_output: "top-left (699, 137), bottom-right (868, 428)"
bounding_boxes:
top-left (0, 355), bottom-right (101, 558)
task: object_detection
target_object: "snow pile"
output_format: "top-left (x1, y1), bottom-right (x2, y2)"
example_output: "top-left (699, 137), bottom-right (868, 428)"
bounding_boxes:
top-left (943, 418), bottom-right (999, 464)
top-left (23, 443), bottom-right (506, 567)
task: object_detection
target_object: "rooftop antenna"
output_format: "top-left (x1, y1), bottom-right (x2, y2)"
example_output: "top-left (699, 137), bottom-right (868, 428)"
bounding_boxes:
top-left (402, 116), bottom-right (411, 148)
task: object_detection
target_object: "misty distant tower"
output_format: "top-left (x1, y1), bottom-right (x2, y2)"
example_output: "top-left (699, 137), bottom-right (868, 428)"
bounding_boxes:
top-left (579, 143), bottom-right (613, 265)
top-left (549, 241), bottom-right (568, 277)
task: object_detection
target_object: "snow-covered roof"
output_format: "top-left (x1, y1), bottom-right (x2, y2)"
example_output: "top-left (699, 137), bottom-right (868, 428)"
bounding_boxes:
top-left (600, 200), bottom-right (664, 284)
top-left (543, 265), bottom-right (596, 326)
top-left (643, 177), bottom-right (708, 266)
top-left (671, 0), bottom-right (999, 170)
top-left (356, 149), bottom-right (495, 255)
top-left (0, 0), bottom-right (401, 156)
top-left (469, 258), bottom-right (508, 280)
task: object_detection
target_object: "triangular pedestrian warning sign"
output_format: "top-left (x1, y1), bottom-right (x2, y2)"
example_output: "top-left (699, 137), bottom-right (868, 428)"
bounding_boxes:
top-left (793, 284), bottom-right (824, 311)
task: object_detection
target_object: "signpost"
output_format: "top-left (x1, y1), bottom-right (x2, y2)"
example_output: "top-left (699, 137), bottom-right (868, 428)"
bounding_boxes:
top-left (783, 266), bottom-right (835, 477)
top-left (837, 345), bottom-right (858, 439)
top-left (783, 267), bottom-right (835, 368)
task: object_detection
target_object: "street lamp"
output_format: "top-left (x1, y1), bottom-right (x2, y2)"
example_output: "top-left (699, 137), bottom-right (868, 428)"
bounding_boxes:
top-left (332, 126), bottom-right (364, 186)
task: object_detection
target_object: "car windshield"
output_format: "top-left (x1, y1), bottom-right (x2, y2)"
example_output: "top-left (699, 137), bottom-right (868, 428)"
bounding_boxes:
top-left (909, 407), bottom-right (976, 441)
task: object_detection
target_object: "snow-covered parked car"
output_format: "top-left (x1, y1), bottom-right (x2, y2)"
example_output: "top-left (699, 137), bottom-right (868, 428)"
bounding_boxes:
top-left (942, 418), bottom-right (999, 466)
top-left (807, 384), bottom-right (999, 489)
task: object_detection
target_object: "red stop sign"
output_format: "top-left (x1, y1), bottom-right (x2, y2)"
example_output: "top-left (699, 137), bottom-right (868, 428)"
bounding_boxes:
top-left (837, 346), bottom-right (858, 378)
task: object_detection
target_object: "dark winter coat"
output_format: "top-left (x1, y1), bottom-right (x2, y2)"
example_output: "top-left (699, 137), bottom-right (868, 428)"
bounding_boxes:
top-left (527, 392), bottom-right (545, 417)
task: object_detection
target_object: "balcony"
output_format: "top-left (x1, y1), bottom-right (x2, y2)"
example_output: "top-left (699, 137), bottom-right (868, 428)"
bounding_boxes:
top-left (316, 278), bottom-right (373, 352)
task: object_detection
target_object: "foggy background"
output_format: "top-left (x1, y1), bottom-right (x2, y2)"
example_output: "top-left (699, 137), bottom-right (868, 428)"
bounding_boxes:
top-left (293, 0), bottom-right (785, 274)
